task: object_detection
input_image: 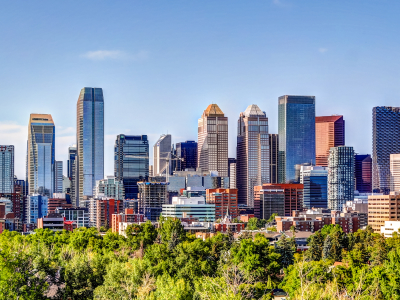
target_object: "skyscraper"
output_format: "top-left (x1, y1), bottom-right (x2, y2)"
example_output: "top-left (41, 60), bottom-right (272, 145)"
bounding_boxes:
top-left (67, 146), bottom-right (77, 205)
top-left (328, 146), bottom-right (355, 211)
top-left (278, 95), bottom-right (316, 183)
top-left (236, 104), bottom-right (270, 207)
top-left (355, 154), bottom-right (372, 193)
top-left (300, 165), bottom-right (328, 209)
top-left (153, 134), bottom-right (171, 176)
top-left (372, 106), bottom-right (400, 194)
top-left (176, 141), bottom-right (197, 171)
top-left (269, 134), bottom-right (279, 184)
top-left (27, 114), bottom-right (55, 196)
top-left (198, 104), bottom-right (228, 177)
top-left (315, 115), bottom-right (345, 167)
top-left (54, 161), bottom-right (63, 193)
top-left (114, 134), bottom-right (149, 199)
top-left (76, 87), bottom-right (104, 205)
top-left (390, 154), bottom-right (400, 192)
top-left (0, 146), bottom-right (14, 193)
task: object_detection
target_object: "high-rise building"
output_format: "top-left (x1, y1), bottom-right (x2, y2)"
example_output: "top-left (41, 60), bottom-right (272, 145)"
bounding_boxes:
top-left (328, 146), bottom-right (355, 211)
top-left (253, 185), bottom-right (285, 220)
top-left (198, 104), bottom-right (228, 177)
top-left (67, 146), bottom-right (77, 205)
top-left (261, 183), bottom-right (304, 216)
top-left (114, 135), bottom-right (149, 199)
top-left (355, 154), bottom-right (372, 193)
top-left (269, 134), bottom-right (279, 184)
top-left (176, 141), bottom-right (198, 171)
top-left (278, 96), bottom-right (316, 183)
top-left (206, 188), bottom-right (239, 220)
top-left (26, 194), bottom-right (48, 225)
top-left (368, 193), bottom-right (400, 232)
top-left (54, 161), bottom-right (63, 193)
top-left (236, 104), bottom-right (270, 207)
top-left (372, 106), bottom-right (400, 194)
top-left (153, 134), bottom-right (171, 176)
top-left (27, 114), bottom-right (55, 196)
top-left (300, 166), bottom-right (328, 209)
top-left (94, 176), bottom-right (125, 200)
top-left (0, 146), bottom-right (14, 193)
top-left (228, 159), bottom-right (237, 189)
top-left (138, 181), bottom-right (169, 221)
top-left (390, 154), bottom-right (400, 192)
top-left (315, 115), bottom-right (345, 167)
top-left (76, 88), bottom-right (104, 205)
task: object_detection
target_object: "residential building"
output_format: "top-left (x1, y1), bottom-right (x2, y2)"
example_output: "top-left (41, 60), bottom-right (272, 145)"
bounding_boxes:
top-left (381, 221), bottom-right (400, 237)
top-left (111, 208), bottom-right (145, 234)
top-left (162, 196), bottom-right (215, 221)
top-left (176, 141), bottom-right (197, 171)
top-left (300, 166), bottom-right (328, 209)
top-left (368, 192), bottom-right (400, 232)
top-left (278, 95), bottom-right (316, 183)
top-left (56, 207), bottom-right (89, 228)
top-left (138, 181), bottom-right (169, 221)
top-left (253, 185), bottom-right (284, 220)
top-left (315, 115), bottom-right (345, 167)
top-left (269, 134), bottom-right (279, 184)
top-left (198, 104), bottom-right (228, 177)
top-left (372, 106), bottom-right (400, 194)
top-left (355, 154), bottom-right (372, 193)
top-left (37, 213), bottom-right (73, 232)
top-left (0, 146), bottom-right (14, 193)
top-left (67, 146), bottom-right (77, 206)
top-left (76, 87), bottom-right (104, 205)
top-left (27, 114), bottom-right (55, 196)
top-left (26, 194), bottom-right (48, 225)
top-left (0, 192), bottom-right (22, 220)
top-left (236, 104), bottom-right (270, 207)
top-left (390, 154), bottom-right (400, 192)
top-left (54, 161), bottom-right (63, 193)
top-left (96, 198), bottom-right (124, 229)
top-left (206, 188), bottom-right (238, 220)
top-left (153, 134), bottom-right (171, 176)
top-left (328, 146), bottom-right (355, 211)
top-left (114, 134), bottom-right (149, 199)
top-left (94, 176), bottom-right (125, 200)
top-left (48, 193), bottom-right (72, 213)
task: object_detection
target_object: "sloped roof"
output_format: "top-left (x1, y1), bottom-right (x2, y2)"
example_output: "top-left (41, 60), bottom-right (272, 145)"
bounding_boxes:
top-left (203, 104), bottom-right (224, 117)
top-left (243, 104), bottom-right (266, 117)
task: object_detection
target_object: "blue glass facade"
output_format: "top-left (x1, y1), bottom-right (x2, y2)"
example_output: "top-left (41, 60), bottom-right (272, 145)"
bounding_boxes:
top-left (114, 135), bottom-right (149, 199)
top-left (76, 88), bottom-right (104, 204)
top-left (176, 141), bottom-right (198, 171)
top-left (303, 175), bottom-right (328, 208)
top-left (278, 96), bottom-right (316, 183)
top-left (27, 194), bottom-right (48, 224)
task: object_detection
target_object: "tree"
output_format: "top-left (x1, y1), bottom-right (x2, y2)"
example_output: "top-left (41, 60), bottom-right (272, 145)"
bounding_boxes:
top-left (267, 213), bottom-right (278, 224)
top-left (276, 233), bottom-right (295, 268)
top-left (322, 234), bottom-right (333, 260)
top-left (246, 217), bottom-right (259, 230)
top-left (307, 230), bottom-right (324, 261)
top-left (158, 216), bottom-right (186, 245)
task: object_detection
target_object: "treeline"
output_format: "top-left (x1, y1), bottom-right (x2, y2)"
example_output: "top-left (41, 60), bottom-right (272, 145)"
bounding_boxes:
top-left (1, 218), bottom-right (400, 299)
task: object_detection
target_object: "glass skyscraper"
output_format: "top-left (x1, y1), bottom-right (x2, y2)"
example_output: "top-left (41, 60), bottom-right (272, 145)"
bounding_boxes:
top-left (176, 141), bottom-right (197, 171)
top-left (76, 88), bottom-right (104, 205)
top-left (114, 134), bottom-right (149, 199)
top-left (278, 95), bottom-right (316, 183)
top-left (27, 114), bottom-right (55, 196)
top-left (355, 154), bottom-right (372, 193)
top-left (300, 166), bottom-right (328, 208)
top-left (68, 146), bottom-right (77, 205)
top-left (372, 106), bottom-right (400, 194)
top-left (0, 146), bottom-right (14, 193)
top-left (153, 134), bottom-right (171, 176)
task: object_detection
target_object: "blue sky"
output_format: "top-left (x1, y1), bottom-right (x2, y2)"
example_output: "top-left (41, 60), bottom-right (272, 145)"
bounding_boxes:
top-left (1, 0), bottom-right (399, 178)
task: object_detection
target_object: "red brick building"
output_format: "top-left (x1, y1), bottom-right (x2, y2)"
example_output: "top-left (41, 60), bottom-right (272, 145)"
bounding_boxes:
top-left (206, 188), bottom-right (238, 220)
top-left (96, 199), bottom-right (124, 229)
top-left (111, 208), bottom-right (145, 233)
top-left (48, 197), bottom-right (72, 214)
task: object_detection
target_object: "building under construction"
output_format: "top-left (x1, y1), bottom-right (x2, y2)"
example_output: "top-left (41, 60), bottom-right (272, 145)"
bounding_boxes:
top-left (138, 182), bottom-right (169, 221)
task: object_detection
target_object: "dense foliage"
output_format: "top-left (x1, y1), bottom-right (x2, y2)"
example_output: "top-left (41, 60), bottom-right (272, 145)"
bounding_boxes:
top-left (1, 219), bottom-right (400, 299)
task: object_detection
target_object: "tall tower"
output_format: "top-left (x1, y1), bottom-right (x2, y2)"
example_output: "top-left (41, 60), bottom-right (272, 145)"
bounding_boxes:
top-left (176, 141), bottom-right (198, 171)
top-left (68, 146), bottom-right (77, 204)
top-left (236, 104), bottom-right (269, 207)
top-left (269, 134), bottom-right (279, 184)
top-left (315, 115), bottom-right (345, 167)
top-left (372, 106), bottom-right (400, 194)
top-left (54, 161), bottom-right (63, 193)
top-left (390, 154), bottom-right (400, 192)
top-left (198, 104), bottom-right (228, 177)
top-left (153, 134), bottom-right (171, 176)
top-left (0, 145), bottom-right (14, 193)
top-left (115, 134), bottom-right (149, 199)
top-left (27, 114), bottom-right (55, 196)
top-left (354, 154), bottom-right (372, 193)
top-left (76, 88), bottom-right (104, 205)
top-left (278, 95), bottom-right (316, 183)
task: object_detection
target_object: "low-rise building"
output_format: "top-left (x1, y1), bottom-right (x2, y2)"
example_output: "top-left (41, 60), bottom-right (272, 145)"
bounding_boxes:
top-left (381, 221), bottom-right (400, 237)
top-left (56, 207), bottom-right (89, 228)
top-left (111, 208), bottom-right (145, 233)
top-left (368, 192), bottom-right (400, 232)
top-left (37, 213), bottom-right (74, 232)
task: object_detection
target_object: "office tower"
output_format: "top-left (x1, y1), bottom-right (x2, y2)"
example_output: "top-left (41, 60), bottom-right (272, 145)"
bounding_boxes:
top-left (206, 188), bottom-right (239, 220)
top-left (149, 165), bottom-right (153, 177)
top-left (368, 193), bottom-right (400, 232)
top-left (138, 182), bottom-right (168, 221)
top-left (94, 176), bottom-right (125, 200)
top-left (114, 135), bottom-right (149, 199)
top-left (76, 88), bottom-right (104, 205)
top-left (153, 134), bottom-right (171, 176)
top-left (67, 146), bottom-right (77, 204)
top-left (54, 161), bottom-right (63, 193)
top-left (229, 160), bottom-right (236, 189)
top-left (315, 116), bottom-right (345, 167)
top-left (0, 146), bottom-right (14, 193)
top-left (300, 166), bottom-right (328, 209)
top-left (253, 185), bottom-right (285, 220)
top-left (27, 114), bottom-right (55, 196)
top-left (176, 141), bottom-right (198, 171)
top-left (198, 104), bottom-right (228, 177)
top-left (355, 154), bottom-right (372, 193)
top-left (278, 96), bottom-right (316, 183)
top-left (328, 146), bottom-right (355, 211)
top-left (259, 183), bottom-right (303, 216)
top-left (269, 134), bottom-right (279, 184)
top-left (373, 106), bottom-right (400, 194)
top-left (236, 104), bottom-right (270, 207)
top-left (390, 154), bottom-right (400, 192)
top-left (26, 194), bottom-right (48, 224)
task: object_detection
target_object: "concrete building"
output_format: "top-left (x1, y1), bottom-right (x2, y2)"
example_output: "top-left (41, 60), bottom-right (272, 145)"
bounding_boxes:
top-left (300, 166), bottom-right (328, 209)
top-left (368, 192), bottom-right (400, 232)
top-left (138, 181), bottom-right (169, 221)
top-left (48, 193), bottom-right (72, 213)
top-left (168, 170), bottom-right (229, 193)
top-left (381, 221), bottom-right (400, 237)
top-left (206, 188), bottom-right (238, 220)
top-left (198, 104), bottom-right (228, 177)
top-left (37, 213), bottom-right (73, 232)
top-left (94, 176), bottom-right (125, 200)
top-left (96, 198), bottom-right (124, 229)
top-left (390, 154), bottom-right (400, 192)
top-left (153, 134), bottom-right (171, 176)
top-left (162, 196), bottom-right (215, 221)
top-left (253, 185), bottom-right (284, 220)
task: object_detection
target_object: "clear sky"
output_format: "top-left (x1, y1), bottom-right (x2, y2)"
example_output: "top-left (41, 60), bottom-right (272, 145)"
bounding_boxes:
top-left (1, 0), bottom-right (399, 178)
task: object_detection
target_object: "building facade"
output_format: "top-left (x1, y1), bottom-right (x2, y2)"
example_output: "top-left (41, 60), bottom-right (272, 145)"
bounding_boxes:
top-left (94, 176), bottom-right (125, 200)
top-left (198, 104), bottom-right (228, 177)
top-left (26, 194), bottom-right (48, 225)
top-left (315, 115), bottom-right (345, 167)
top-left (56, 207), bottom-right (89, 228)
top-left (138, 182), bottom-right (169, 221)
top-left (269, 134), bottom-right (279, 184)
top-left (355, 154), bottom-right (372, 193)
top-left (54, 161), bottom-right (63, 193)
top-left (153, 134), bottom-right (171, 176)
top-left (206, 188), bottom-right (238, 220)
top-left (67, 146), bottom-right (77, 205)
top-left (328, 146), bottom-right (355, 211)
top-left (236, 104), bottom-right (270, 207)
top-left (0, 146), bottom-right (14, 193)
top-left (278, 95), bottom-right (316, 183)
top-left (300, 166), bottom-right (328, 209)
top-left (27, 114), bottom-right (55, 196)
top-left (162, 196), bottom-right (215, 222)
top-left (390, 154), bottom-right (400, 192)
top-left (253, 185), bottom-right (285, 220)
top-left (368, 193), bottom-right (400, 232)
top-left (176, 141), bottom-right (198, 171)
top-left (76, 87), bottom-right (104, 205)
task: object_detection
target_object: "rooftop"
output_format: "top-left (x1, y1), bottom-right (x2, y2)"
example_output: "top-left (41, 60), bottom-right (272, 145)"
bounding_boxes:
top-left (243, 104), bottom-right (266, 118)
top-left (203, 104), bottom-right (224, 117)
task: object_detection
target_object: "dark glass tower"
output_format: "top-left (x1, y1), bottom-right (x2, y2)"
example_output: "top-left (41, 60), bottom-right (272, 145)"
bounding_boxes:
top-left (114, 135), bottom-right (149, 199)
top-left (372, 107), bottom-right (400, 194)
top-left (278, 95), bottom-right (316, 183)
top-left (0, 146), bottom-right (14, 193)
top-left (176, 141), bottom-right (197, 171)
top-left (355, 154), bottom-right (372, 193)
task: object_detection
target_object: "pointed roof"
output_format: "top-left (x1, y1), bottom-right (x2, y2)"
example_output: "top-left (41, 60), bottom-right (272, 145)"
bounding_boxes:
top-left (203, 104), bottom-right (225, 117)
top-left (243, 104), bottom-right (266, 117)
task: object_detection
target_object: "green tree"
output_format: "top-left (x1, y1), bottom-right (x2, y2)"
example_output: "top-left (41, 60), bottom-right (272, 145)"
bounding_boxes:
top-left (276, 233), bottom-right (295, 268)
top-left (322, 234), bottom-right (333, 260)
top-left (246, 217), bottom-right (259, 230)
top-left (307, 230), bottom-right (324, 261)
top-left (158, 216), bottom-right (186, 245)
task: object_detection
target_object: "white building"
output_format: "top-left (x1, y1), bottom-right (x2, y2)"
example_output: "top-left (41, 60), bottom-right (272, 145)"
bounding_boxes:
top-left (94, 176), bottom-right (125, 200)
top-left (390, 154), bottom-right (400, 192)
top-left (162, 196), bottom-right (215, 221)
top-left (381, 221), bottom-right (400, 237)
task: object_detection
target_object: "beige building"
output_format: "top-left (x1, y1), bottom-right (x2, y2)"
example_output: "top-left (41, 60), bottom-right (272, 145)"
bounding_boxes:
top-left (390, 154), bottom-right (400, 192)
top-left (368, 192), bottom-right (400, 232)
